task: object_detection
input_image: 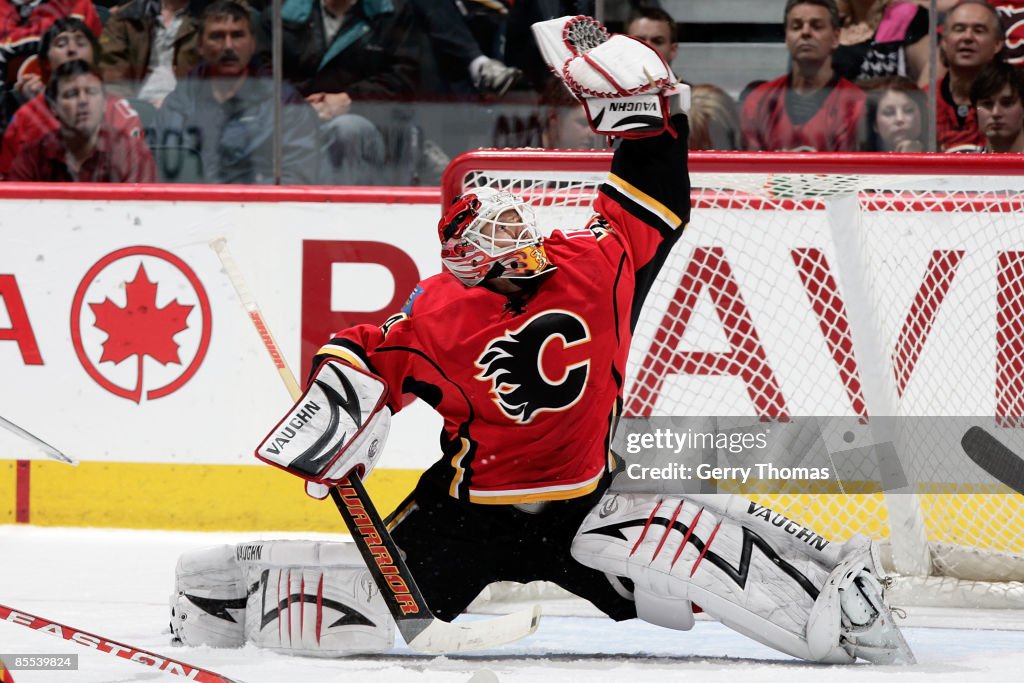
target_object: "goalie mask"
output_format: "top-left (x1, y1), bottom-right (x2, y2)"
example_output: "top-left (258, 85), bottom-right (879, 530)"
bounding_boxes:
top-left (438, 188), bottom-right (554, 287)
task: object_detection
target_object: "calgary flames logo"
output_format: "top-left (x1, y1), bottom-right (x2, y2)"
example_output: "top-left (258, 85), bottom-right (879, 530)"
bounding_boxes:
top-left (475, 310), bottom-right (591, 423)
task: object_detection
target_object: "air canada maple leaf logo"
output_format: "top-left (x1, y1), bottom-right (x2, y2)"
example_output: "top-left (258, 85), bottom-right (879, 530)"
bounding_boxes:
top-left (71, 246), bottom-right (212, 402)
top-left (91, 265), bottom-right (192, 369)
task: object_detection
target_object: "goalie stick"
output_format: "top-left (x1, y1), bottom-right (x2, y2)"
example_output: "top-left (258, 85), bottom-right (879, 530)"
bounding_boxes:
top-left (961, 425), bottom-right (1024, 495)
top-left (0, 415), bottom-right (76, 465)
top-left (210, 237), bottom-right (541, 653)
top-left (0, 603), bottom-right (242, 683)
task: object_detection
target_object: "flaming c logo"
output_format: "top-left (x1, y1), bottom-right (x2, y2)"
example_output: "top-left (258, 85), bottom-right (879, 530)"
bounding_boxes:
top-left (475, 310), bottom-right (591, 424)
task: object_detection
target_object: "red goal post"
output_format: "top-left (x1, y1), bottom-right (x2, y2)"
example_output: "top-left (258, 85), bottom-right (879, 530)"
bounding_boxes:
top-left (444, 150), bottom-right (1024, 615)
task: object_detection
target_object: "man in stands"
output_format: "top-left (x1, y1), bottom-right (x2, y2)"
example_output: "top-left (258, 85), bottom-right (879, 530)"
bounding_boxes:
top-left (971, 59), bottom-right (1024, 151)
top-left (7, 59), bottom-right (155, 181)
top-left (935, 0), bottom-right (1006, 152)
top-left (0, 18), bottom-right (143, 179)
top-left (156, 0), bottom-right (320, 184)
top-left (741, 0), bottom-right (866, 151)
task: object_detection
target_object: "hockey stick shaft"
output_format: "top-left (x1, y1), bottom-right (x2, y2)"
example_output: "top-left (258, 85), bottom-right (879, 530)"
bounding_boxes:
top-left (0, 603), bottom-right (242, 683)
top-left (0, 415), bottom-right (76, 465)
top-left (329, 480), bottom-right (435, 636)
top-left (961, 425), bottom-right (1024, 495)
top-left (210, 237), bottom-right (539, 652)
top-left (210, 238), bottom-right (301, 399)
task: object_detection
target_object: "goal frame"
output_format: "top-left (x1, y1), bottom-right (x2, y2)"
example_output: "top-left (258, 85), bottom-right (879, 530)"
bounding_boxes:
top-left (442, 150), bottom-right (1024, 207)
top-left (444, 148), bottom-right (1024, 623)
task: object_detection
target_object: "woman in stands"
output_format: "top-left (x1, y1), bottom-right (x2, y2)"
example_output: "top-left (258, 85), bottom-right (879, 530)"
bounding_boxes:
top-left (860, 75), bottom-right (927, 151)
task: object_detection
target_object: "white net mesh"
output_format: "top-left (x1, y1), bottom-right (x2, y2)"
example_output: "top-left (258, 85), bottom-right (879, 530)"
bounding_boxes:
top-left (449, 150), bottom-right (1024, 609)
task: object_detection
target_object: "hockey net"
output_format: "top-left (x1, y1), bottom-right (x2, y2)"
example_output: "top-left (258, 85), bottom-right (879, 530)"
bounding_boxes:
top-left (443, 149), bottom-right (1024, 616)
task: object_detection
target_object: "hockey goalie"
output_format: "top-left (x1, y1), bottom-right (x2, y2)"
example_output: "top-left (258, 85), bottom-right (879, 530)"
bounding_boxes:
top-left (173, 14), bottom-right (913, 664)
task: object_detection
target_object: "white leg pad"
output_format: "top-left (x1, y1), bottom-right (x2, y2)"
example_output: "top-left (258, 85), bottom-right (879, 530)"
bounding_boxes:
top-left (238, 540), bottom-right (394, 656)
top-left (170, 544), bottom-right (247, 647)
top-left (634, 589), bottom-right (695, 632)
top-left (572, 493), bottom-right (914, 663)
top-left (171, 541), bottom-right (394, 656)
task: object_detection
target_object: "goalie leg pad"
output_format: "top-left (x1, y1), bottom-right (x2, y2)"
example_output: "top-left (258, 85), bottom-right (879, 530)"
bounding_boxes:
top-left (238, 540), bottom-right (395, 657)
top-left (172, 541), bottom-right (395, 656)
top-left (170, 545), bottom-right (247, 647)
top-left (811, 537), bottom-right (916, 664)
top-left (572, 493), bottom-right (914, 663)
top-left (256, 358), bottom-right (391, 485)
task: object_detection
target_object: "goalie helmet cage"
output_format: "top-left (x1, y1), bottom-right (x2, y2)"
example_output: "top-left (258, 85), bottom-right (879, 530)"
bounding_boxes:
top-left (443, 150), bottom-right (1024, 616)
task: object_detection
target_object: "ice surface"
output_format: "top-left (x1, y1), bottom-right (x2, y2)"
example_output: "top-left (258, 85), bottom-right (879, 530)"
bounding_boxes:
top-left (2, 526), bottom-right (1024, 682)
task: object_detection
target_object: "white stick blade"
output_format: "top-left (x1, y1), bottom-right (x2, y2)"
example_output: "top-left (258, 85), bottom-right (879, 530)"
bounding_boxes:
top-left (407, 605), bottom-right (541, 654)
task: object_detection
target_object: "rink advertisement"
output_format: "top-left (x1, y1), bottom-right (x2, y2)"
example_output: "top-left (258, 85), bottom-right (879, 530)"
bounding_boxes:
top-left (0, 187), bottom-right (443, 528)
top-left (1, 183), bottom-right (1022, 530)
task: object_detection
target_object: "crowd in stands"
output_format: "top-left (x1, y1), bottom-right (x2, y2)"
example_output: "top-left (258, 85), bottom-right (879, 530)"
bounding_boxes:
top-left (0, 0), bottom-right (1022, 185)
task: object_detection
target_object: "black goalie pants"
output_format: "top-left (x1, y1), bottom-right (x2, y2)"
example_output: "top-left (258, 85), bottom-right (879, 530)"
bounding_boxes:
top-left (387, 470), bottom-right (637, 622)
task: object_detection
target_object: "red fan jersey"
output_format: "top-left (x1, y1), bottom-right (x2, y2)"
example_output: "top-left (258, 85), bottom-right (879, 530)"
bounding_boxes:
top-left (933, 73), bottom-right (987, 153)
top-left (741, 74), bottom-right (866, 152)
top-left (314, 121), bottom-right (691, 505)
top-left (0, 93), bottom-right (142, 178)
top-left (8, 123), bottom-right (155, 182)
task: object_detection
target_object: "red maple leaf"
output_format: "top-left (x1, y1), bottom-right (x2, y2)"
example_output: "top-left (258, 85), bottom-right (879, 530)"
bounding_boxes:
top-left (90, 264), bottom-right (193, 402)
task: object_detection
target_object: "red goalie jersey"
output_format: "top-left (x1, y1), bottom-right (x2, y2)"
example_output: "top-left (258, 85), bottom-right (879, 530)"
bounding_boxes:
top-left (313, 119), bottom-right (691, 504)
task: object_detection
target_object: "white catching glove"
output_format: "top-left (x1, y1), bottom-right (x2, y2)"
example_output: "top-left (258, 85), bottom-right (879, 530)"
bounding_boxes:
top-left (256, 358), bottom-right (391, 499)
top-left (531, 15), bottom-right (689, 138)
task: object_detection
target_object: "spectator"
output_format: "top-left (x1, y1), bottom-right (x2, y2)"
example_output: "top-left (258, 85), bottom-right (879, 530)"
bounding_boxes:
top-left (538, 76), bottom-right (601, 149)
top-left (8, 59), bottom-right (156, 181)
top-left (156, 0), bottom-right (321, 184)
top-left (98, 0), bottom-right (204, 107)
top-left (7, 13), bottom-right (95, 105)
top-left (834, 1), bottom-right (931, 87)
top-left (0, 0), bottom-right (103, 126)
top-left (260, 0), bottom-right (425, 100)
top-left (970, 59), bottom-right (1024, 151)
top-left (741, 0), bottom-right (866, 151)
top-left (410, 0), bottom-right (520, 96)
top-left (688, 84), bottom-right (742, 151)
top-left (935, 0), bottom-right (1005, 152)
top-left (0, 18), bottom-right (144, 178)
top-left (986, 1), bottom-right (1024, 68)
top-left (860, 75), bottom-right (926, 150)
top-left (1, 18), bottom-right (146, 179)
top-left (255, 0), bottom-right (431, 183)
top-left (624, 5), bottom-right (679, 75)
